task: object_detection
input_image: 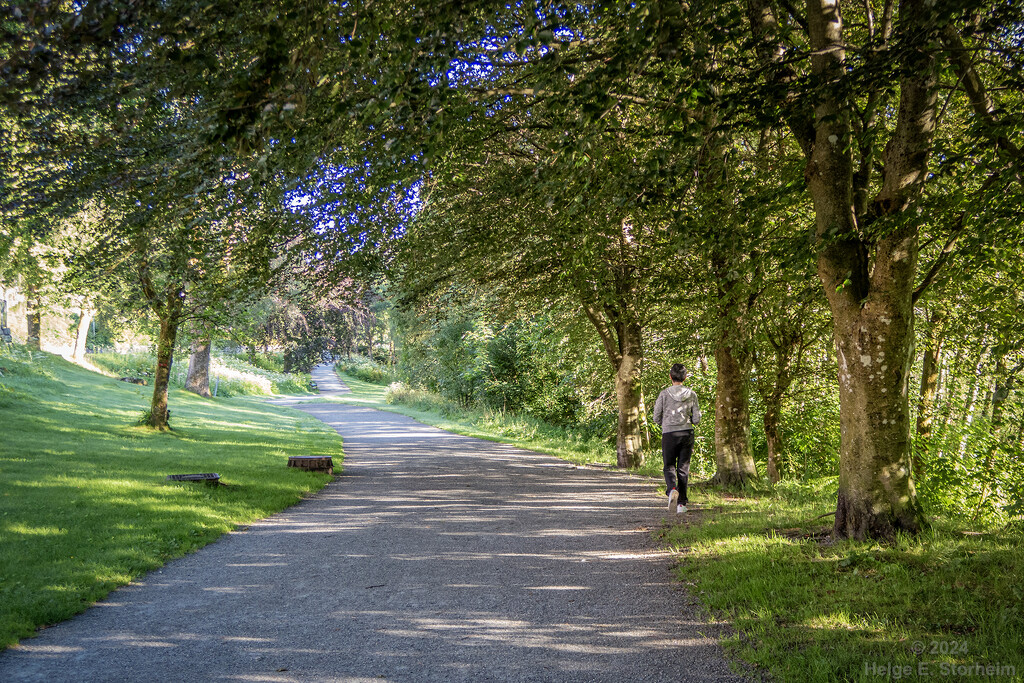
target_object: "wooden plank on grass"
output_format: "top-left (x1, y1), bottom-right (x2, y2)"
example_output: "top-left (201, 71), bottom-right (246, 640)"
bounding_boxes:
top-left (287, 456), bottom-right (333, 474)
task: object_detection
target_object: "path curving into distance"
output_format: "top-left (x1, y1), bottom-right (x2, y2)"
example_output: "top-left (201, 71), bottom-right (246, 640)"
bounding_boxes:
top-left (0, 365), bottom-right (749, 682)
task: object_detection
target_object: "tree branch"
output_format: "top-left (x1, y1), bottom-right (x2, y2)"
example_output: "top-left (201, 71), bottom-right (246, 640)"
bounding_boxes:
top-left (941, 24), bottom-right (1023, 166)
top-left (913, 172), bottom-right (1003, 304)
top-left (583, 301), bottom-right (621, 369)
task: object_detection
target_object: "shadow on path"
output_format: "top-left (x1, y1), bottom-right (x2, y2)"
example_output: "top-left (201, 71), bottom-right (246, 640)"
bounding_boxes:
top-left (0, 366), bottom-right (747, 682)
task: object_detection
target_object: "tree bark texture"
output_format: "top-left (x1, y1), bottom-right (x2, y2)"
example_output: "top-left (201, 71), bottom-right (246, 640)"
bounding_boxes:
top-left (914, 309), bottom-right (945, 474)
top-left (26, 281), bottom-right (41, 351)
top-left (801, 0), bottom-right (935, 538)
top-left (757, 321), bottom-right (804, 485)
top-left (828, 291), bottom-right (924, 538)
top-left (149, 312), bottom-right (180, 429)
top-left (137, 253), bottom-right (185, 430)
top-left (185, 337), bottom-right (212, 398)
top-left (710, 250), bottom-right (758, 487)
top-left (764, 402), bottom-right (782, 484)
top-left (713, 334), bottom-right (757, 486)
top-left (584, 303), bottom-right (645, 469)
top-left (614, 334), bottom-right (645, 469)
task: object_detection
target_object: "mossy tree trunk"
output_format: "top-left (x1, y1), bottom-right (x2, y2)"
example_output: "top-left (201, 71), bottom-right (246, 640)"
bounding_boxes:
top-left (808, 0), bottom-right (934, 539)
top-left (138, 258), bottom-right (186, 431)
top-left (750, 0), bottom-right (940, 538)
top-left (149, 311), bottom-right (181, 429)
top-left (584, 303), bottom-right (645, 470)
top-left (712, 327), bottom-right (757, 486)
top-left (185, 335), bottom-right (212, 398)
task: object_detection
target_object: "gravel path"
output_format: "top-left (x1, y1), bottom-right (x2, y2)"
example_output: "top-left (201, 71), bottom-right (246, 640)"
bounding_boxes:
top-left (0, 367), bottom-right (748, 682)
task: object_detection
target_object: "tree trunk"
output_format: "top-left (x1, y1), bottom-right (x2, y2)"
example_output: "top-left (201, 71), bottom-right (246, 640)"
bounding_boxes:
top-left (26, 281), bottom-right (41, 351)
top-left (802, 0), bottom-right (935, 539)
top-left (73, 306), bottom-right (93, 360)
top-left (367, 315), bottom-right (375, 361)
top-left (914, 308), bottom-right (945, 474)
top-left (638, 387), bottom-right (650, 450)
top-left (148, 312), bottom-right (180, 430)
top-left (713, 335), bottom-right (758, 485)
top-left (185, 336), bottom-right (212, 398)
top-left (763, 395), bottom-right (783, 484)
top-left (709, 245), bottom-right (758, 487)
top-left (583, 303), bottom-right (645, 469)
top-left (828, 286), bottom-right (925, 538)
top-left (758, 327), bottom-right (801, 485)
top-left (810, 113), bottom-right (929, 537)
top-left (613, 323), bottom-right (645, 469)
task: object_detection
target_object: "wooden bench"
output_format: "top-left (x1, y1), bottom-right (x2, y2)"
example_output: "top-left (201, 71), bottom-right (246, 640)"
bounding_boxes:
top-left (166, 473), bottom-right (221, 486)
top-left (287, 455), bottom-right (333, 474)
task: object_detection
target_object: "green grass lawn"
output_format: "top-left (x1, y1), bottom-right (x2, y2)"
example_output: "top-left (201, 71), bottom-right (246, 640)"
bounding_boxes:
top-left (0, 349), bottom-right (341, 649)
top-left (663, 480), bottom-right (1024, 682)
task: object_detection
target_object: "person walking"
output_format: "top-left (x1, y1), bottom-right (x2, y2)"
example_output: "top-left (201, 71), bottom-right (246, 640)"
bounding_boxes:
top-left (653, 363), bottom-right (701, 514)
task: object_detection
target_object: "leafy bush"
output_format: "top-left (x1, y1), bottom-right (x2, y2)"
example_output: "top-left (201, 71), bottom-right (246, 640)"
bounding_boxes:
top-left (234, 352), bottom-right (286, 374)
top-left (384, 381), bottom-right (415, 404)
top-left (917, 416), bottom-right (1024, 524)
top-left (335, 356), bottom-right (395, 385)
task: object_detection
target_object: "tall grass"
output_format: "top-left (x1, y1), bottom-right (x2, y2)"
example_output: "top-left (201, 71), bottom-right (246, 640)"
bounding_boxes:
top-left (0, 347), bottom-right (341, 649)
top-left (329, 373), bottom-right (670, 473)
top-left (88, 351), bottom-right (314, 396)
top-left (379, 379), bottom-right (717, 479)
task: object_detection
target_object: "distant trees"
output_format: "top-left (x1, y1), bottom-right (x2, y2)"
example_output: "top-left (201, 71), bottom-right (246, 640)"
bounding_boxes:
top-left (2, 0), bottom-right (311, 427)
top-left (3, 0), bottom-right (1021, 536)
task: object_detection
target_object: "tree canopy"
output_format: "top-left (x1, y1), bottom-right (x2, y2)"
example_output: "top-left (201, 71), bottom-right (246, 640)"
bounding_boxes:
top-left (2, 0), bottom-right (1022, 539)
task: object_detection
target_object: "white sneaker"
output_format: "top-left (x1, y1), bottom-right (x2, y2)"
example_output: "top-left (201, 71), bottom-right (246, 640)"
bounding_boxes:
top-left (667, 489), bottom-right (679, 511)
top-left (677, 505), bottom-right (687, 514)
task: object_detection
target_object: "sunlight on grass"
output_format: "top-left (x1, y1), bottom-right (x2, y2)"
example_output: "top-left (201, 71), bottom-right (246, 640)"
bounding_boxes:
top-left (0, 349), bottom-right (343, 649)
top-left (661, 485), bottom-right (1024, 681)
top-left (4, 524), bottom-right (67, 537)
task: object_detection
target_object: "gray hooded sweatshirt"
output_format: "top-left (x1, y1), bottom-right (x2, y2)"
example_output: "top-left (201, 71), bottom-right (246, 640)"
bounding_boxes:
top-left (653, 385), bottom-right (701, 433)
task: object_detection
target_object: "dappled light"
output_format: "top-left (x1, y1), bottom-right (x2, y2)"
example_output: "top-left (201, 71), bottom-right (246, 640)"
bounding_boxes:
top-left (0, 396), bottom-right (741, 681)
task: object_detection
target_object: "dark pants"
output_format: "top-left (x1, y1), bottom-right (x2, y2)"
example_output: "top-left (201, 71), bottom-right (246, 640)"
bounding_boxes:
top-left (662, 430), bottom-right (694, 505)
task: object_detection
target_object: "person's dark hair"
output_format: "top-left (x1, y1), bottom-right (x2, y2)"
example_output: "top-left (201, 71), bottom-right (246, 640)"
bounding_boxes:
top-left (670, 363), bottom-right (688, 382)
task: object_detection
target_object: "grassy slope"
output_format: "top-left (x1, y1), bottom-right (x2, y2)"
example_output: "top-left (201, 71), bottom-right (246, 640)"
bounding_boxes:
top-left (334, 371), bottom-right (1023, 681)
top-left (0, 351), bottom-right (341, 649)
